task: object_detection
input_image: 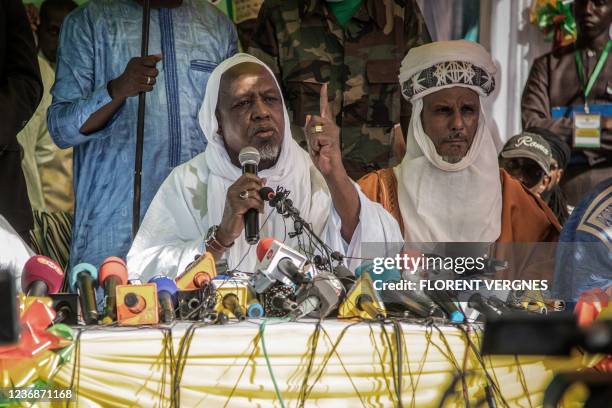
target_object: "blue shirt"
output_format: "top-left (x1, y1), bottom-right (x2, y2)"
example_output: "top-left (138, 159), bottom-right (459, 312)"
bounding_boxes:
top-left (553, 178), bottom-right (612, 302)
top-left (48, 0), bottom-right (238, 269)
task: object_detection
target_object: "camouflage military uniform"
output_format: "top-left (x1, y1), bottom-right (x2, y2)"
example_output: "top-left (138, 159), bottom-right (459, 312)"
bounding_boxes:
top-left (248, 0), bottom-right (430, 179)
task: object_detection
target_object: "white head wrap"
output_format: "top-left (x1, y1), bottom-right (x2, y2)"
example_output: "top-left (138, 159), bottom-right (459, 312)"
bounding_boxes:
top-left (394, 40), bottom-right (503, 242)
top-left (198, 54), bottom-right (331, 268)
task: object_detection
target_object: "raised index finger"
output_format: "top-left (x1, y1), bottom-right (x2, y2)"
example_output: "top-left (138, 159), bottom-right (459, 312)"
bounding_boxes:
top-left (320, 83), bottom-right (332, 119)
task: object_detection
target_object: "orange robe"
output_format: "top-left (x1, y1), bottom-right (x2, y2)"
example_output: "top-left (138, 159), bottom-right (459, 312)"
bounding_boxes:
top-left (358, 168), bottom-right (562, 280)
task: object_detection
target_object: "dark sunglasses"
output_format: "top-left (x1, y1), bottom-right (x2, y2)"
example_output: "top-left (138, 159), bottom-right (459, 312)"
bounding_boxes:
top-left (500, 157), bottom-right (546, 188)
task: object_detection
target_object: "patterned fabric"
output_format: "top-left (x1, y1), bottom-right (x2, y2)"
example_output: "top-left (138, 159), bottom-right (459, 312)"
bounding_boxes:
top-left (554, 178), bottom-right (612, 302)
top-left (248, 0), bottom-right (430, 179)
top-left (401, 60), bottom-right (495, 100)
top-left (29, 210), bottom-right (73, 290)
top-left (48, 0), bottom-right (238, 268)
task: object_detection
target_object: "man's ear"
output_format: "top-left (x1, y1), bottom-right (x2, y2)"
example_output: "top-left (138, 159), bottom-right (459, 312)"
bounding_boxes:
top-left (558, 169), bottom-right (564, 179)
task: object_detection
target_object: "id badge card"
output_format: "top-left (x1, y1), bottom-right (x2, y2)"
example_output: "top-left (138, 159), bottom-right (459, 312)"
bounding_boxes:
top-left (573, 112), bottom-right (601, 148)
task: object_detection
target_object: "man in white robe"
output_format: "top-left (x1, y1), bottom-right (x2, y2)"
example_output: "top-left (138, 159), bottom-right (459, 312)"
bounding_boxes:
top-left (127, 54), bottom-right (402, 280)
top-left (0, 215), bottom-right (35, 292)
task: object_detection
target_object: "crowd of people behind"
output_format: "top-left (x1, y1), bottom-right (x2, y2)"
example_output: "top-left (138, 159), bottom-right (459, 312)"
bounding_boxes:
top-left (1, 0), bottom-right (610, 302)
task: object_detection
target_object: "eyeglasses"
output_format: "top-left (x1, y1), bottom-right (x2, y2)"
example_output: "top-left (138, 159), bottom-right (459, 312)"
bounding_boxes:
top-left (500, 157), bottom-right (546, 188)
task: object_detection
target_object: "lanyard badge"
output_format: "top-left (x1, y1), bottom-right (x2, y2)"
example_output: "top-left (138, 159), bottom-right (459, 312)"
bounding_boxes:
top-left (573, 41), bottom-right (611, 148)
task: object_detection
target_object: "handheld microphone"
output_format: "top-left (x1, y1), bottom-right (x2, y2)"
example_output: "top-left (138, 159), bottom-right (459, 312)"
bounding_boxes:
top-left (239, 146), bottom-right (261, 245)
top-left (99, 257), bottom-right (128, 324)
top-left (21, 255), bottom-right (64, 297)
top-left (149, 276), bottom-right (178, 323)
top-left (70, 263), bottom-right (99, 325)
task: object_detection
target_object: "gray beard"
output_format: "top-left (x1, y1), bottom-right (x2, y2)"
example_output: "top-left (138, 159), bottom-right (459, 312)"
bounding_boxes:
top-left (257, 143), bottom-right (281, 162)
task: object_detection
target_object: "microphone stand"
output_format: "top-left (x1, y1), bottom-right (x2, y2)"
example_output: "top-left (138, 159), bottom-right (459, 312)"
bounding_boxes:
top-left (268, 187), bottom-right (334, 271)
top-left (132, 0), bottom-right (151, 239)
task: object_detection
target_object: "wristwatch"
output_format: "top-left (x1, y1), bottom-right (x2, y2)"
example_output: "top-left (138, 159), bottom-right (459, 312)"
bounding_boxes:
top-left (205, 225), bottom-right (234, 252)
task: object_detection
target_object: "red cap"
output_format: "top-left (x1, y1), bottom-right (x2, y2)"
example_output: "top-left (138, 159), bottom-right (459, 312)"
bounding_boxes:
top-left (99, 256), bottom-right (128, 286)
top-left (21, 255), bottom-right (64, 295)
top-left (256, 237), bottom-right (275, 262)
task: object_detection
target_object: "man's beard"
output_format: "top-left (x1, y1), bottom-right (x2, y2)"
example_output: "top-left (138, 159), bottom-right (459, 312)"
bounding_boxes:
top-left (255, 141), bottom-right (281, 167)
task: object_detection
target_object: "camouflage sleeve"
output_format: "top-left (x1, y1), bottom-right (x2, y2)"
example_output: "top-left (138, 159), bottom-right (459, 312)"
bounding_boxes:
top-left (404, 0), bottom-right (431, 49)
top-left (400, 0), bottom-right (431, 135)
top-left (247, 1), bottom-right (282, 77)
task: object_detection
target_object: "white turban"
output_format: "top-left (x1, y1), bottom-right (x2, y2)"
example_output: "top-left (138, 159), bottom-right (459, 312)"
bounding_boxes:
top-left (394, 40), bottom-right (503, 243)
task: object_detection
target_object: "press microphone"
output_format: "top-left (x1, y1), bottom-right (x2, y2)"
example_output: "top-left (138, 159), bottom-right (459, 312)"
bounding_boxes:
top-left (425, 288), bottom-right (464, 323)
top-left (222, 293), bottom-right (246, 321)
top-left (292, 272), bottom-right (345, 320)
top-left (21, 255), bottom-right (64, 297)
top-left (468, 293), bottom-right (506, 320)
top-left (331, 264), bottom-right (355, 292)
top-left (251, 237), bottom-right (308, 292)
top-left (176, 252), bottom-right (217, 290)
top-left (259, 186), bottom-right (275, 202)
top-left (124, 292), bottom-right (147, 314)
top-left (239, 146), bottom-right (261, 245)
top-left (70, 263), bottom-right (99, 325)
top-left (355, 262), bottom-right (438, 318)
top-left (271, 292), bottom-right (298, 312)
top-left (338, 271), bottom-right (386, 320)
top-left (277, 258), bottom-right (309, 286)
top-left (149, 276), bottom-right (178, 323)
top-left (247, 300), bottom-right (264, 318)
top-left (99, 257), bottom-right (128, 324)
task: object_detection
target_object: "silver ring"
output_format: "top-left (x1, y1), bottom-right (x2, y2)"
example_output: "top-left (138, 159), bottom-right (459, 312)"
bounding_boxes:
top-left (146, 76), bottom-right (151, 85)
top-left (239, 190), bottom-right (249, 200)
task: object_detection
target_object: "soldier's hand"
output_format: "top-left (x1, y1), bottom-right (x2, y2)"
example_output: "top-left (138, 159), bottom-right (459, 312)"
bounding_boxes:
top-left (217, 174), bottom-right (266, 246)
top-left (108, 54), bottom-right (162, 100)
top-left (305, 83), bottom-right (344, 179)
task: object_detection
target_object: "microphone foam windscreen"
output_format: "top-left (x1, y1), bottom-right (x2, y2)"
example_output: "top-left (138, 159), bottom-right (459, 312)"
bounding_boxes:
top-left (70, 263), bottom-right (98, 292)
top-left (21, 255), bottom-right (64, 295)
top-left (256, 237), bottom-right (275, 262)
top-left (99, 256), bottom-right (128, 286)
top-left (238, 146), bottom-right (260, 166)
top-left (149, 276), bottom-right (178, 300)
